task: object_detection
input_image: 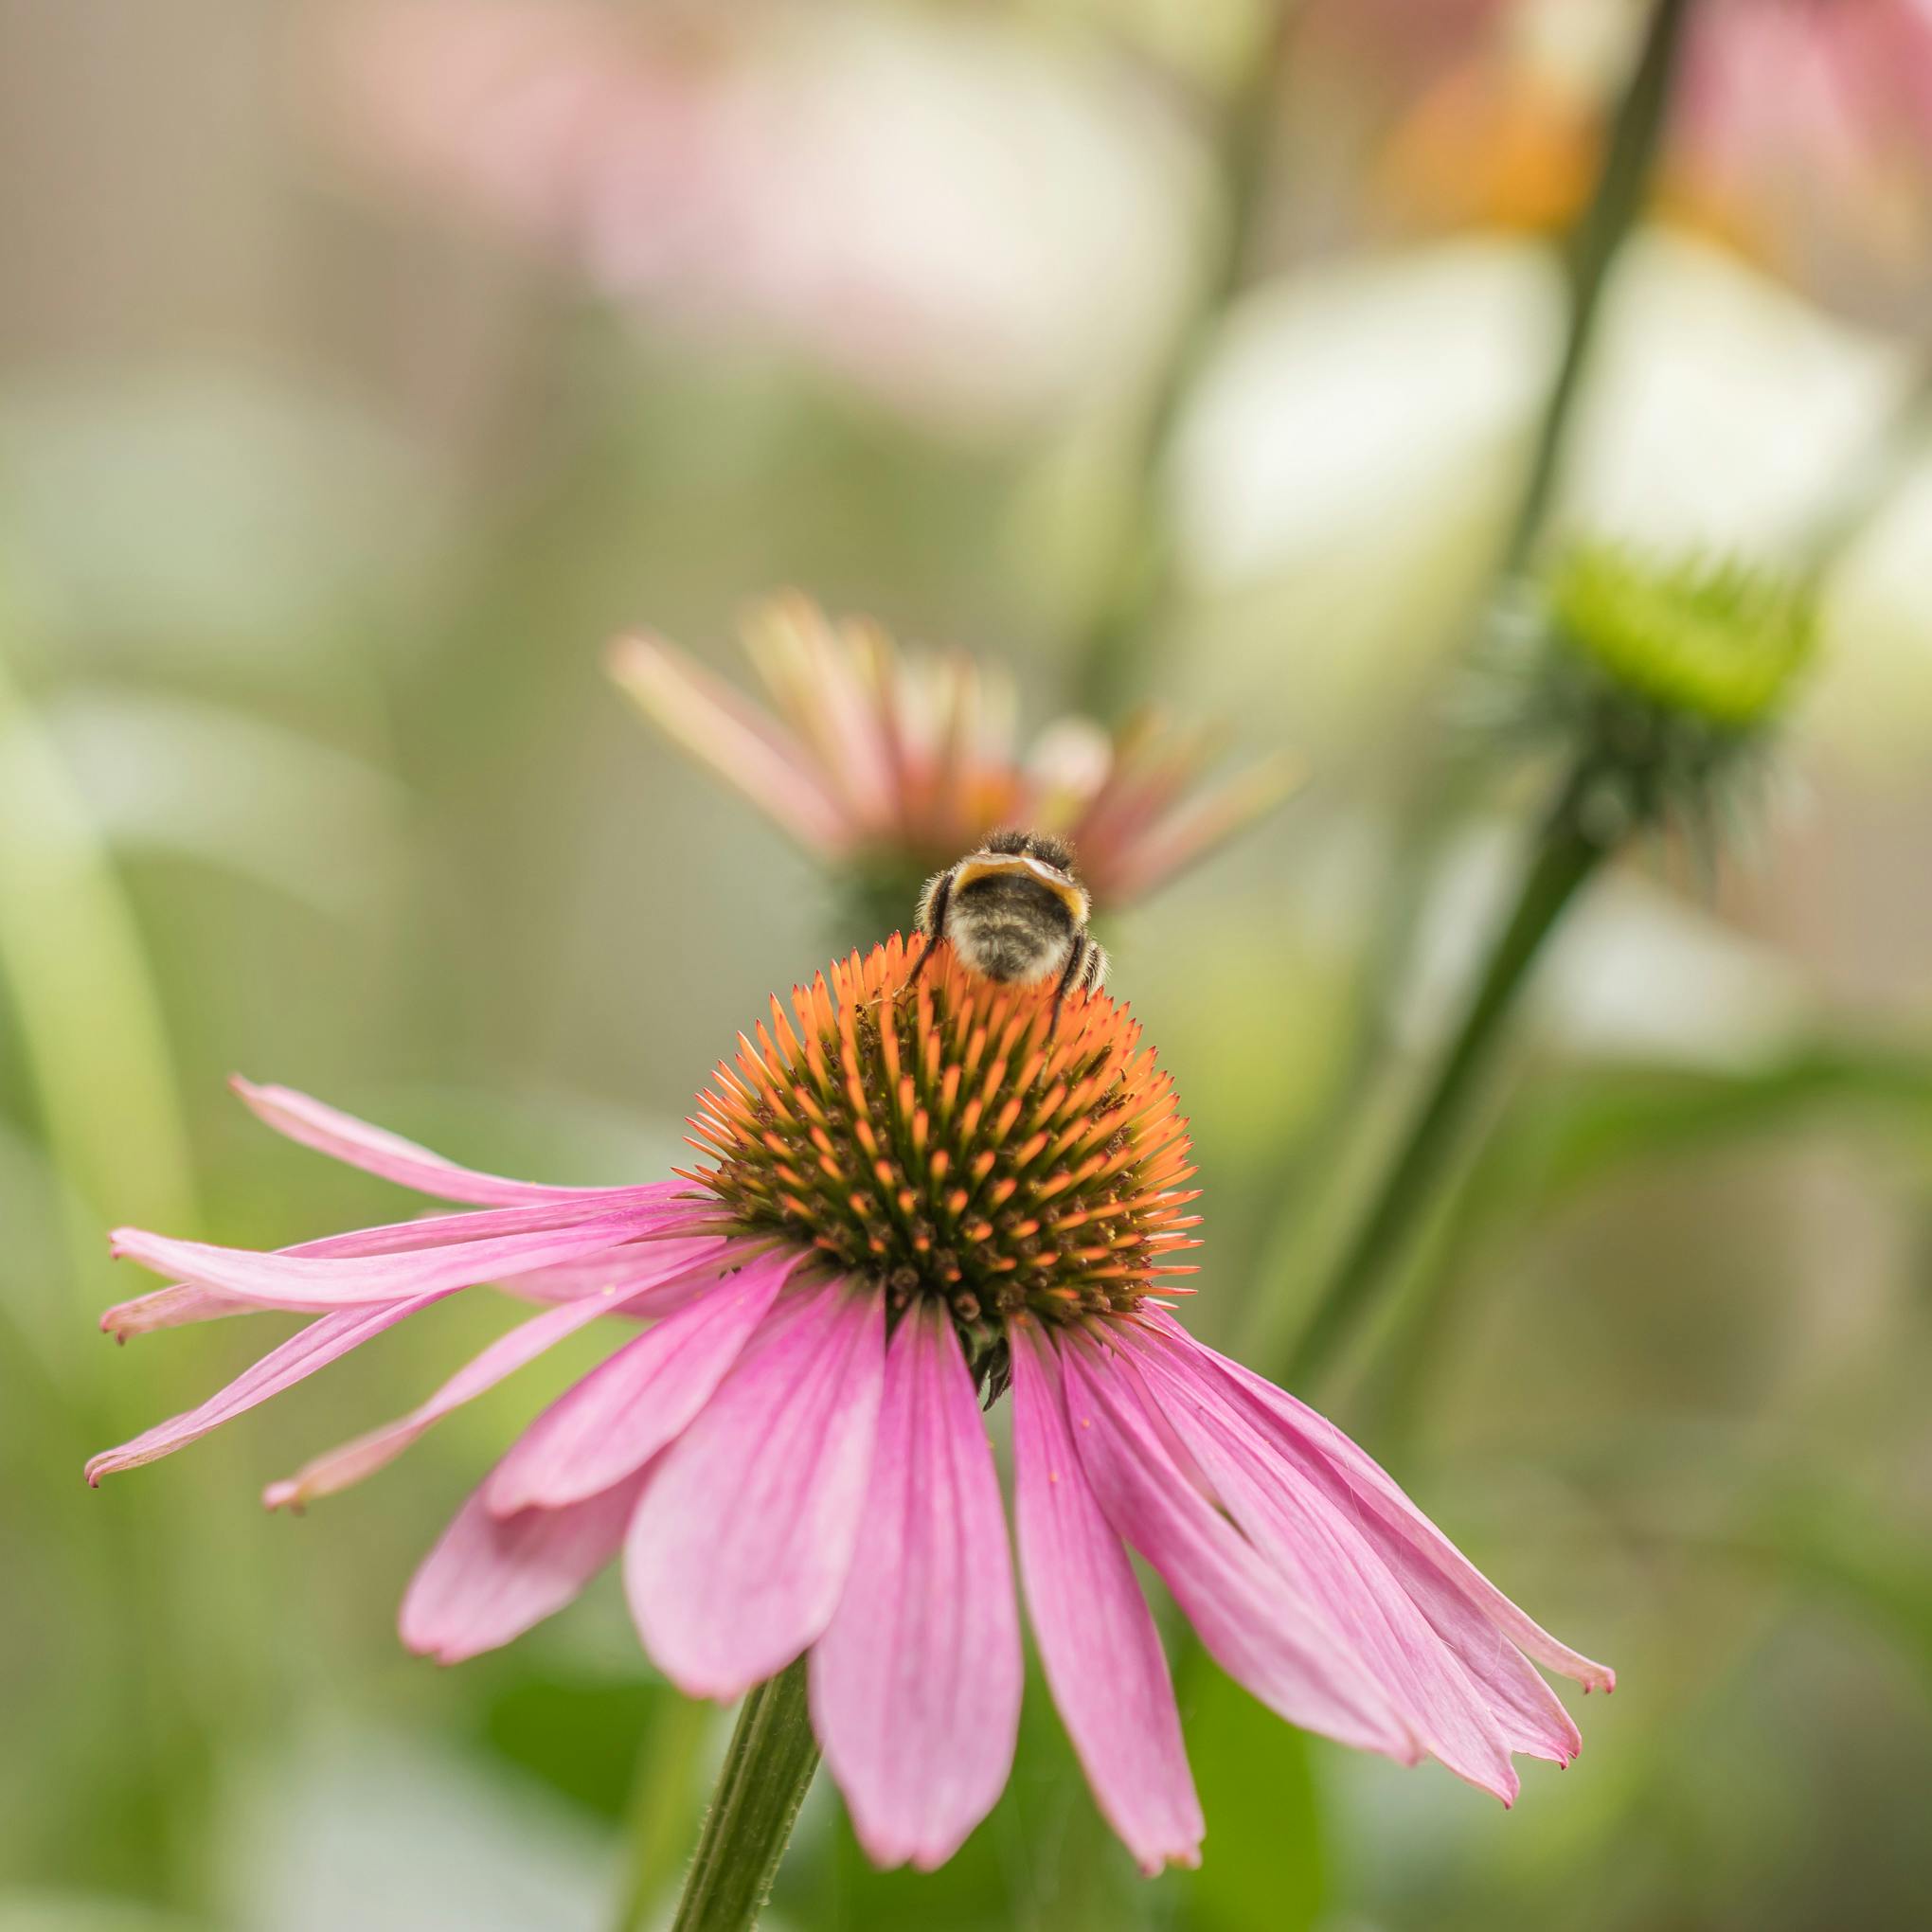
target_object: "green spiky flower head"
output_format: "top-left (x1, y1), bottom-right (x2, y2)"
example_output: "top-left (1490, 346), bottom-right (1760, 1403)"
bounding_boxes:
top-left (1549, 544), bottom-right (1818, 732)
top-left (1480, 541), bottom-right (1820, 850)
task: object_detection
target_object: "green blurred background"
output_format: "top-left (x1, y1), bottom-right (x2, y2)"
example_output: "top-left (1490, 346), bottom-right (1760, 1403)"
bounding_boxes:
top-left (4, 1), bottom-right (1931, 1927)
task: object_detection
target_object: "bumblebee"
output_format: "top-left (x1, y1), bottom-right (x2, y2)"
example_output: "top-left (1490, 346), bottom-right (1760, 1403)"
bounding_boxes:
top-left (911, 831), bottom-right (1108, 1020)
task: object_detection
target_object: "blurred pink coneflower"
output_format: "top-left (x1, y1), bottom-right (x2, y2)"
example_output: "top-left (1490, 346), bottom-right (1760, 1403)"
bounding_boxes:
top-left (92, 938), bottom-right (1608, 1870)
top-left (315, 0), bottom-right (1195, 430)
top-left (1676, 0), bottom-right (1932, 322)
top-left (611, 596), bottom-right (1296, 913)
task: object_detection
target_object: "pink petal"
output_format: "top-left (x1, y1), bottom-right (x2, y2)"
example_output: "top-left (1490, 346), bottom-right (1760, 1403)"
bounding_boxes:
top-left (109, 1205), bottom-right (682, 1313)
top-left (810, 1304), bottom-right (1022, 1871)
top-left (102, 1282), bottom-right (268, 1337)
top-left (1150, 1313), bottom-right (1614, 1696)
top-left (232, 1077), bottom-right (690, 1208)
top-left (1124, 1326), bottom-right (1520, 1800)
top-left (401, 1469), bottom-right (648, 1664)
top-left (85, 1292), bottom-right (447, 1483)
top-left (742, 599), bottom-right (897, 834)
top-left (624, 1279), bottom-right (884, 1699)
top-left (100, 1208), bottom-right (715, 1338)
top-left (497, 1234), bottom-right (739, 1309)
top-left (262, 1287), bottom-right (642, 1512)
top-left (1009, 1322), bottom-right (1202, 1874)
top-left (1058, 1333), bottom-right (1417, 1762)
top-left (607, 633), bottom-right (854, 856)
top-left (1093, 755), bottom-right (1300, 904)
top-left (487, 1245), bottom-right (796, 1515)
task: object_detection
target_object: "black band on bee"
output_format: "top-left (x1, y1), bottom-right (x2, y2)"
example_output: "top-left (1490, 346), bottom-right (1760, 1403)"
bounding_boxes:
top-left (983, 827), bottom-right (1076, 872)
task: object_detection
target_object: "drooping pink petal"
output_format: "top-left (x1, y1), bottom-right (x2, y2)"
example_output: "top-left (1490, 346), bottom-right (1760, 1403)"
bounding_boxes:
top-left (101, 1282), bottom-right (267, 1337)
top-left (1058, 1333), bottom-right (1417, 1762)
top-left (109, 1205), bottom-right (684, 1313)
top-left (1123, 1325), bottom-right (1520, 1800)
top-left (232, 1077), bottom-right (691, 1209)
top-left (401, 1468), bottom-right (648, 1664)
top-left (608, 634), bottom-right (854, 857)
top-left (99, 1209), bottom-right (585, 1337)
top-left (486, 1246), bottom-right (797, 1516)
top-left (742, 598), bottom-right (897, 835)
top-left (625, 1279), bottom-right (884, 1699)
top-left (262, 1287), bottom-right (644, 1511)
top-left (810, 1304), bottom-right (1022, 1871)
top-left (486, 1235), bottom-right (711, 1308)
top-left (85, 1292), bottom-right (448, 1483)
top-left (100, 1225), bottom-right (724, 1338)
top-left (1147, 1312), bottom-right (1613, 1696)
top-left (1008, 1322), bottom-right (1202, 1875)
top-left (497, 1234), bottom-right (737, 1309)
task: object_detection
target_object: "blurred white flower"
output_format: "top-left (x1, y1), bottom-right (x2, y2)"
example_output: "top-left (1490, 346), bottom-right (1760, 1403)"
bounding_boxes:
top-left (318, 0), bottom-right (1205, 436)
top-left (1166, 231), bottom-right (1932, 767)
top-left (1171, 238), bottom-right (1565, 587)
top-left (1560, 237), bottom-right (1905, 553)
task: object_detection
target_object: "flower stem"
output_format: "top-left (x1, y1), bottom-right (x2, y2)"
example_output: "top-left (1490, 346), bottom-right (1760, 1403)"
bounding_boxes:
top-left (1500, 0), bottom-right (1697, 578)
top-left (669, 1659), bottom-right (820, 1932)
top-left (1280, 771), bottom-right (1611, 1389)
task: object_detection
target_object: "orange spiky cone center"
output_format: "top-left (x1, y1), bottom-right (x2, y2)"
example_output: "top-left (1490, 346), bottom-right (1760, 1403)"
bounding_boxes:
top-left (683, 936), bottom-right (1201, 1354)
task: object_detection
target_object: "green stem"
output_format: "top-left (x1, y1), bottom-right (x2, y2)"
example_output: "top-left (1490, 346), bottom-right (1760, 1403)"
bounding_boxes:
top-left (1499, 0), bottom-right (1696, 579)
top-left (1071, 4), bottom-right (1293, 711)
top-left (1280, 774), bottom-right (1610, 1389)
top-left (669, 1660), bottom-right (820, 1932)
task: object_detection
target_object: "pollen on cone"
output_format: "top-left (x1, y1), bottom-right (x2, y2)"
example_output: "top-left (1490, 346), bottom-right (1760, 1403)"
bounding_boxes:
top-left (685, 935), bottom-right (1201, 1342)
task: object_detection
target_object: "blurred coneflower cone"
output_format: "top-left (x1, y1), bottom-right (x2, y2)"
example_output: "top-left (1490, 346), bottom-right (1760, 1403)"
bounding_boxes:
top-left (90, 937), bottom-right (1609, 1874)
top-left (610, 594), bottom-right (1297, 939)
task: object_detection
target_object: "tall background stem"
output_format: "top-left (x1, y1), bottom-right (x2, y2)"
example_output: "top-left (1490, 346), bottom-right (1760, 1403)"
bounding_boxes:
top-left (1247, 0), bottom-right (1698, 1389)
top-left (1280, 772), bottom-right (1610, 1387)
top-left (1500, 0), bottom-right (1696, 577)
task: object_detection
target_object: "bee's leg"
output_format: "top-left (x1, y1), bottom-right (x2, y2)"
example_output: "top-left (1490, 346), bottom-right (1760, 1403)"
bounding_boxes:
top-left (1048, 936), bottom-right (1087, 1034)
top-left (904, 873), bottom-right (952, 993)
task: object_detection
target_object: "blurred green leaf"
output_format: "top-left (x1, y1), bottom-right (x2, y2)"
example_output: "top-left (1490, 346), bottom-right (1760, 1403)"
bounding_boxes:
top-left (41, 686), bottom-right (410, 919)
top-left (1504, 1044), bottom-right (1932, 1199)
top-left (483, 1673), bottom-right (667, 1821)
top-left (1173, 1653), bottom-right (1326, 1932)
top-left (0, 554), bottom-right (196, 1245)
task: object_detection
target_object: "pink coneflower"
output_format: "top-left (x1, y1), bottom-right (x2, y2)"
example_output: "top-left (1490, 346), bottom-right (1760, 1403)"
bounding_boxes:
top-left (1676, 0), bottom-right (1932, 323)
top-left (610, 595), bottom-right (1296, 914)
top-left (92, 937), bottom-right (1609, 1872)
